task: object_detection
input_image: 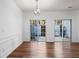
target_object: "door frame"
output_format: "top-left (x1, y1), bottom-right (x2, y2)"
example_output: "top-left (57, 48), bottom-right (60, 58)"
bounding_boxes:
top-left (54, 19), bottom-right (72, 42)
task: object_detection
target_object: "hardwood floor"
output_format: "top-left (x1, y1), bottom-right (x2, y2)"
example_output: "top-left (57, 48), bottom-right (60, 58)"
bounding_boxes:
top-left (8, 42), bottom-right (79, 58)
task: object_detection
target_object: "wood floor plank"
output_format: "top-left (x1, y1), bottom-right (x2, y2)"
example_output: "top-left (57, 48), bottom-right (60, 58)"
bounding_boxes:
top-left (8, 42), bottom-right (79, 58)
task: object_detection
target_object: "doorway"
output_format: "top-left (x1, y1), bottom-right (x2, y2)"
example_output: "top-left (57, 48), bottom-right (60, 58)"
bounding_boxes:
top-left (30, 20), bottom-right (46, 42)
top-left (54, 19), bottom-right (72, 42)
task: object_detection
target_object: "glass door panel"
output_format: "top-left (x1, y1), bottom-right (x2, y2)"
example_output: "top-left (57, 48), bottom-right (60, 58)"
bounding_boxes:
top-left (62, 20), bottom-right (71, 41)
top-left (54, 20), bottom-right (63, 41)
top-left (54, 19), bottom-right (72, 42)
top-left (30, 20), bottom-right (46, 42)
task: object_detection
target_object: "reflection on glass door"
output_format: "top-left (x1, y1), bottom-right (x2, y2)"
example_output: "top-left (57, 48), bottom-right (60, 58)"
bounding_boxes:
top-left (54, 19), bottom-right (72, 42)
top-left (54, 20), bottom-right (62, 37)
top-left (30, 20), bottom-right (46, 41)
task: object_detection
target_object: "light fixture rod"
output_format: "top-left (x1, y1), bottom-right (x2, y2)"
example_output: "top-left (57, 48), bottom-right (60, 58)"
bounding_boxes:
top-left (36, 0), bottom-right (39, 9)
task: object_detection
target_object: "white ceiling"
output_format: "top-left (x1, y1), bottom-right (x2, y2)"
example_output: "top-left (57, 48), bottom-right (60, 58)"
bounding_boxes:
top-left (15, 0), bottom-right (79, 11)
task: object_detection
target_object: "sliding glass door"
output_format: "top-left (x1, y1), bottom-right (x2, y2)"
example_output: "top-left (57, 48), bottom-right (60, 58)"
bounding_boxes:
top-left (54, 19), bottom-right (72, 42)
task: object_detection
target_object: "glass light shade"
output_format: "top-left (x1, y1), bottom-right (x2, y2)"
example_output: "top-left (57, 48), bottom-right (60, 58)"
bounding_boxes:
top-left (34, 8), bottom-right (40, 15)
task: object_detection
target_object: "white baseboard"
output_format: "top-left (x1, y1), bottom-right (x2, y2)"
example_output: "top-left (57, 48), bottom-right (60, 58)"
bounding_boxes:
top-left (4, 41), bottom-right (23, 58)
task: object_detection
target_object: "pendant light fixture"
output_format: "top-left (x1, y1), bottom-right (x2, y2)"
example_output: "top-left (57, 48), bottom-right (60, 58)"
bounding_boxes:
top-left (34, 0), bottom-right (40, 15)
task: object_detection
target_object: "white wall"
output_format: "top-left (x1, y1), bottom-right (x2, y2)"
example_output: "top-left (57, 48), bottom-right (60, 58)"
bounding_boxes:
top-left (23, 11), bottom-right (78, 42)
top-left (74, 11), bottom-right (79, 42)
top-left (0, 0), bottom-right (23, 57)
